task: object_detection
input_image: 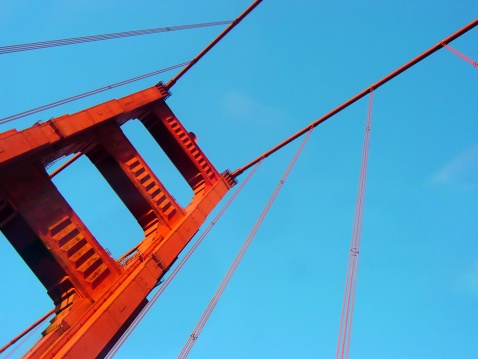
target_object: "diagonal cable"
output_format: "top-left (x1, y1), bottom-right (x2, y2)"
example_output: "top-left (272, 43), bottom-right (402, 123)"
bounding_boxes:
top-left (178, 127), bottom-right (313, 358)
top-left (441, 42), bottom-right (478, 68)
top-left (0, 21), bottom-right (231, 55)
top-left (0, 62), bottom-right (189, 125)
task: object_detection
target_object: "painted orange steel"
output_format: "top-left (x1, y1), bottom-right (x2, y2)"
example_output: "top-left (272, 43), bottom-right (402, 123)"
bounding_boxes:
top-left (0, 83), bottom-right (236, 358)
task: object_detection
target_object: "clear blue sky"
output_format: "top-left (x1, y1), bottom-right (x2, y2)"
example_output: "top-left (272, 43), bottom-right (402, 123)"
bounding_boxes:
top-left (0, 1), bottom-right (477, 358)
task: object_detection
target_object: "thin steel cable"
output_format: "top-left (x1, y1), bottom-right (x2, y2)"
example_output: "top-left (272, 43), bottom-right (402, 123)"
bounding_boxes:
top-left (0, 21), bottom-right (231, 55)
top-left (165, 0), bottom-right (263, 90)
top-left (178, 127), bottom-right (313, 359)
top-left (0, 308), bottom-right (56, 356)
top-left (4, 311), bottom-right (54, 359)
top-left (0, 62), bottom-right (189, 125)
top-left (344, 91), bottom-right (374, 358)
top-left (336, 91), bottom-right (373, 359)
top-left (336, 248), bottom-right (354, 357)
top-left (105, 162), bottom-right (263, 359)
top-left (441, 42), bottom-right (478, 68)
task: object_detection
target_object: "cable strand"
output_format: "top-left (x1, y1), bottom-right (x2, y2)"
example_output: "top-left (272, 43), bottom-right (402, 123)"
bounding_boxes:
top-left (0, 21), bottom-right (231, 55)
top-left (336, 91), bottom-right (373, 359)
top-left (178, 128), bottom-right (313, 359)
top-left (0, 62), bottom-right (189, 125)
top-left (441, 42), bottom-right (478, 68)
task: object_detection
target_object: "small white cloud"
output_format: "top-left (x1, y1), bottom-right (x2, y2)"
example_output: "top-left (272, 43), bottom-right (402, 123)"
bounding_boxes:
top-left (223, 92), bottom-right (256, 117)
top-left (223, 92), bottom-right (285, 126)
top-left (466, 262), bottom-right (478, 294)
top-left (456, 260), bottom-right (478, 297)
top-left (429, 144), bottom-right (478, 190)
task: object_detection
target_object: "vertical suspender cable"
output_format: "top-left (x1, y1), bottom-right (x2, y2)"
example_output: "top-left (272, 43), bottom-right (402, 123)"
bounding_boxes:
top-left (346, 90), bottom-right (374, 358)
top-left (0, 62), bottom-right (190, 125)
top-left (336, 90), bottom-right (374, 359)
top-left (441, 42), bottom-right (478, 68)
top-left (0, 308), bottom-right (55, 355)
top-left (105, 162), bottom-right (263, 359)
top-left (3, 309), bottom-right (55, 358)
top-left (178, 127), bottom-right (314, 359)
top-left (0, 22), bottom-right (232, 55)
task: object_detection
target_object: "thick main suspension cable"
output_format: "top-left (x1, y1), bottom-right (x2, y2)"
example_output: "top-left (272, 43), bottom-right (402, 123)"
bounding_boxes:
top-left (178, 128), bottom-right (313, 359)
top-left (232, 18), bottom-right (478, 178)
top-left (166, 0), bottom-right (263, 90)
top-left (0, 21), bottom-right (231, 55)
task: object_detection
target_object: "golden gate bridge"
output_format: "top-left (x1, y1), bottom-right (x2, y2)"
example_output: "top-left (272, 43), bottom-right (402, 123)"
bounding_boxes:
top-left (0, 1), bottom-right (477, 358)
